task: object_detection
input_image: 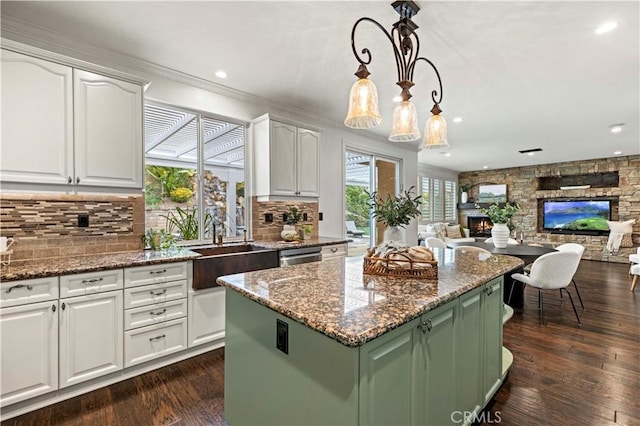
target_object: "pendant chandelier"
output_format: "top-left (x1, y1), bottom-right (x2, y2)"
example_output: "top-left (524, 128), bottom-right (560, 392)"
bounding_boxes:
top-left (344, 1), bottom-right (448, 149)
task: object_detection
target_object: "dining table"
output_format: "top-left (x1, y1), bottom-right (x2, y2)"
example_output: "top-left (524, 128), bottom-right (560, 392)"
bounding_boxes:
top-left (447, 241), bottom-right (557, 308)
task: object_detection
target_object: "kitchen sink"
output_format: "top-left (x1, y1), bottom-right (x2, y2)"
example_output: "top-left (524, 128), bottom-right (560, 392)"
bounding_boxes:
top-left (191, 244), bottom-right (279, 290)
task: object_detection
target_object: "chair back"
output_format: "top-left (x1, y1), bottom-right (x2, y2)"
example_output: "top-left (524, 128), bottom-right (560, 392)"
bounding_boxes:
top-left (528, 251), bottom-right (581, 290)
top-left (555, 243), bottom-right (585, 257)
top-left (345, 221), bottom-right (357, 232)
top-left (425, 237), bottom-right (447, 249)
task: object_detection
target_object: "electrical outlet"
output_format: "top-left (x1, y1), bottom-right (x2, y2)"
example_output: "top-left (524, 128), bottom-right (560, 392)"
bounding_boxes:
top-left (78, 214), bottom-right (89, 228)
top-left (276, 319), bottom-right (289, 354)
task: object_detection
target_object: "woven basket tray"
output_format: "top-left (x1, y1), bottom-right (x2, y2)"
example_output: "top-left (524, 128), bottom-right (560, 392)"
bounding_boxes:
top-left (363, 251), bottom-right (438, 279)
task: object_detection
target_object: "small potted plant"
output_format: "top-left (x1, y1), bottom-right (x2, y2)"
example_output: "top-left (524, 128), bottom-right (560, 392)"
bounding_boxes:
top-left (459, 183), bottom-right (473, 204)
top-left (142, 229), bottom-right (175, 251)
top-left (282, 207), bottom-right (302, 241)
top-left (367, 186), bottom-right (422, 242)
top-left (476, 202), bottom-right (520, 248)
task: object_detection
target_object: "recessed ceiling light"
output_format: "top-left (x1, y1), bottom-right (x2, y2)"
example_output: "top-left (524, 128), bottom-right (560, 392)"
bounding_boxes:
top-left (453, 117), bottom-right (463, 123)
top-left (610, 123), bottom-right (625, 133)
top-left (392, 95), bottom-right (403, 103)
top-left (527, 152), bottom-right (535, 156)
top-left (518, 148), bottom-right (543, 154)
top-left (595, 21), bottom-right (618, 35)
top-left (439, 152), bottom-right (451, 157)
top-left (215, 70), bottom-right (228, 79)
top-left (483, 165), bottom-right (489, 169)
top-left (614, 151), bottom-right (623, 155)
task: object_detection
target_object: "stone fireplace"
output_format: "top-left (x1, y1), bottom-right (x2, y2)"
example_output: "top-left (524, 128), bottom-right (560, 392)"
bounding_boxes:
top-left (468, 216), bottom-right (493, 237)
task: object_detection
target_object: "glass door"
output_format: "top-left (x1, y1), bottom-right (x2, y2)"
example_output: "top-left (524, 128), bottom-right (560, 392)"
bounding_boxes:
top-left (344, 150), bottom-right (399, 255)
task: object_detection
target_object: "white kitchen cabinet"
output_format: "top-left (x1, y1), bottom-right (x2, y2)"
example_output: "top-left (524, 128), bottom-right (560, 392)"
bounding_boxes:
top-left (252, 114), bottom-right (320, 199)
top-left (188, 287), bottom-right (226, 347)
top-left (59, 290), bottom-right (123, 388)
top-left (123, 263), bottom-right (189, 366)
top-left (73, 69), bottom-right (142, 188)
top-left (321, 243), bottom-right (348, 259)
top-left (0, 48), bottom-right (144, 190)
top-left (0, 50), bottom-right (73, 185)
top-left (1, 300), bottom-right (59, 406)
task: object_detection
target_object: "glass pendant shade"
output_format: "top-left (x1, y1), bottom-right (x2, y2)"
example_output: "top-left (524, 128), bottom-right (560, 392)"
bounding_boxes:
top-left (388, 100), bottom-right (420, 142)
top-left (421, 113), bottom-right (449, 149)
top-left (344, 78), bottom-right (382, 129)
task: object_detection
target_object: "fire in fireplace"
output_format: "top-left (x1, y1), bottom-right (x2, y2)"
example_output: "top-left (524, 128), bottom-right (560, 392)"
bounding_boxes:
top-left (468, 216), bottom-right (493, 237)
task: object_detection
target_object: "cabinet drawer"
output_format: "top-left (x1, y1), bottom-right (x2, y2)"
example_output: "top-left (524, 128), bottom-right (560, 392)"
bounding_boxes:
top-left (60, 269), bottom-right (123, 298)
top-left (124, 262), bottom-right (188, 288)
top-left (124, 317), bottom-right (187, 367)
top-left (1, 277), bottom-right (59, 308)
top-left (322, 243), bottom-right (347, 259)
top-left (124, 299), bottom-right (187, 331)
top-left (124, 280), bottom-right (187, 309)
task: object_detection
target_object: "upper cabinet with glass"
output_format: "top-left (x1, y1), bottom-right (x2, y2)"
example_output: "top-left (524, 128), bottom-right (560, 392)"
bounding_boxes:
top-left (1, 46), bottom-right (146, 190)
top-left (251, 114), bottom-right (320, 200)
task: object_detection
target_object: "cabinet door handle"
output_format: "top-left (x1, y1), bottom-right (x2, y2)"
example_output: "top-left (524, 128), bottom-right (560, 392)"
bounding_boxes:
top-left (486, 286), bottom-right (494, 296)
top-left (81, 277), bottom-right (104, 284)
top-left (5, 284), bottom-right (33, 293)
top-left (68, 176), bottom-right (72, 184)
top-left (149, 308), bottom-right (167, 316)
top-left (330, 248), bottom-right (338, 253)
top-left (52, 304), bottom-right (56, 312)
top-left (149, 334), bottom-right (166, 342)
top-left (61, 302), bottom-right (66, 310)
top-left (418, 318), bottom-right (432, 334)
top-left (150, 289), bottom-right (167, 296)
top-left (149, 269), bottom-right (167, 275)
top-left (76, 177), bottom-right (80, 184)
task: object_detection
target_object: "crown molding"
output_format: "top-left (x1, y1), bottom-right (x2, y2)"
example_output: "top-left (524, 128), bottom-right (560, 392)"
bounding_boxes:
top-left (0, 14), bottom-right (399, 147)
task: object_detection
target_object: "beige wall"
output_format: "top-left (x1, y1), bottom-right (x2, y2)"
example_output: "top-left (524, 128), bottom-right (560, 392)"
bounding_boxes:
top-left (458, 155), bottom-right (640, 263)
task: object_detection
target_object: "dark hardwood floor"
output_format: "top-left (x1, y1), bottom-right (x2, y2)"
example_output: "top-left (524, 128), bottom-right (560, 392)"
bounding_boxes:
top-left (3, 260), bottom-right (638, 426)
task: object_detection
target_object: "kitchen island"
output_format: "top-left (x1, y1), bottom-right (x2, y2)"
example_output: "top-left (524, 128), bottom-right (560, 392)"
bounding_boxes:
top-left (218, 249), bottom-right (523, 426)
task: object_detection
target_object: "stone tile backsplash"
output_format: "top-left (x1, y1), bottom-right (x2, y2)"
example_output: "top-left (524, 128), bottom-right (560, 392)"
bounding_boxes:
top-left (0, 193), bottom-right (144, 261)
top-left (251, 197), bottom-right (318, 241)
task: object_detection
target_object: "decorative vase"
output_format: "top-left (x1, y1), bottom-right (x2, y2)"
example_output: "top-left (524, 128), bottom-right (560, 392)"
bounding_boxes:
top-left (281, 225), bottom-right (298, 241)
top-left (461, 192), bottom-right (468, 203)
top-left (383, 225), bottom-right (403, 243)
top-left (491, 223), bottom-right (510, 248)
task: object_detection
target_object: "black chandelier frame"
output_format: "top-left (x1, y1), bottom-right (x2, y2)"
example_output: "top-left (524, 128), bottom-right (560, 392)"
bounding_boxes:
top-left (349, 1), bottom-right (444, 115)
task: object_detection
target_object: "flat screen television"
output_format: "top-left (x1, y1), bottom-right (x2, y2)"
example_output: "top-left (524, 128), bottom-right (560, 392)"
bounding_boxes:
top-left (543, 200), bottom-right (611, 233)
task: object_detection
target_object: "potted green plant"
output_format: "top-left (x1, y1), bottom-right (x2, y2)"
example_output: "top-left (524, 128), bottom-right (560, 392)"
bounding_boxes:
top-left (476, 202), bottom-right (520, 248)
top-left (367, 186), bottom-right (422, 242)
top-left (142, 229), bottom-right (175, 251)
top-left (162, 206), bottom-right (212, 241)
top-left (459, 183), bottom-right (473, 204)
top-left (281, 207), bottom-right (302, 241)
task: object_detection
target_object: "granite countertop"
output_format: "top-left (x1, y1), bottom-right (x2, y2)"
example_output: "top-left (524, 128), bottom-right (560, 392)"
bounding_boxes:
top-left (252, 236), bottom-right (349, 250)
top-left (217, 249), bottom-right (523, 347)
top-left (0, 248), bottom-right (200, 282)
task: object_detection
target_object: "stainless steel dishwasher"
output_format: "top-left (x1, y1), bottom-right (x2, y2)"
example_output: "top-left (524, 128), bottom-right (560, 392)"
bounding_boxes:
top-left (279, 246), bottom-right (323, 267)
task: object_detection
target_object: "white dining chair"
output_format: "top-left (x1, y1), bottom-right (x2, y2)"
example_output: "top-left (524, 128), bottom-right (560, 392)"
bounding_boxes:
top-left (425, 237), bottom-right (447, 249)
top-left (485, 237), bottom-right (519, 245)
top-left (555, 243), bottom-right (585, 309)
top-left (510, 251), bottom-right (582, 325)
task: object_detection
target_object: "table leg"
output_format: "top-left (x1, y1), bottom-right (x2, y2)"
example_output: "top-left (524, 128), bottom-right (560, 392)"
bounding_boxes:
top-left (504, 273), bottom-right (525, 309)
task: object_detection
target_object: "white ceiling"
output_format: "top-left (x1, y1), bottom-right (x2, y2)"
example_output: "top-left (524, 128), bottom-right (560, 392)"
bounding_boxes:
top-left (2, 1), bottom-right (638, 172)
